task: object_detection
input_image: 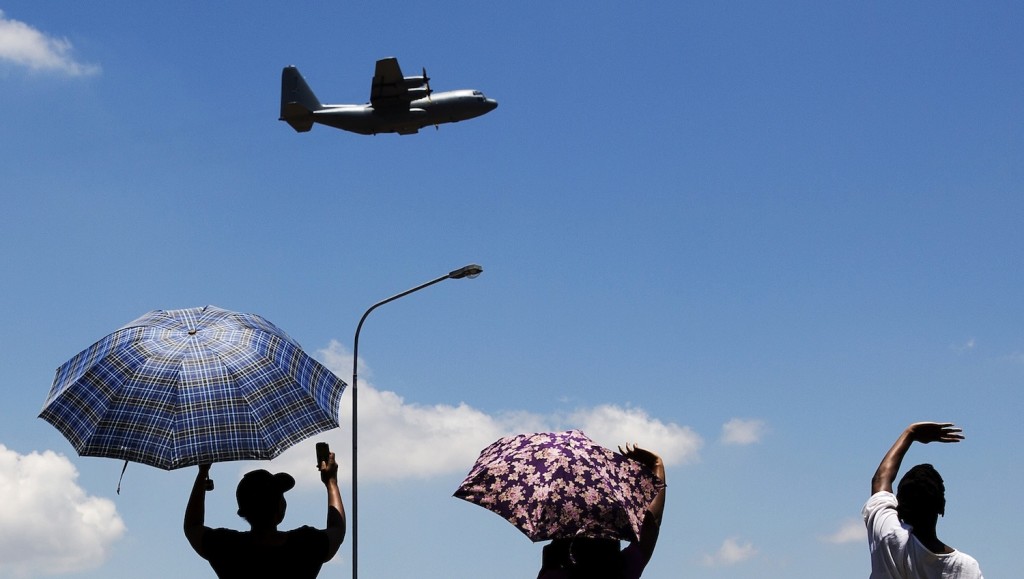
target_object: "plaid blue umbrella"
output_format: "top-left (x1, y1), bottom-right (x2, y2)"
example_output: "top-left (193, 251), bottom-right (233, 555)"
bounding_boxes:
top-left (39, 305), bottom-right (346, 470)
top-left (453, 430), bottom-right (665, 542)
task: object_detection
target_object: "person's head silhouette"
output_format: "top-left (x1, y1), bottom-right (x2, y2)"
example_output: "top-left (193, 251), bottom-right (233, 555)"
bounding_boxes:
top-left (896, 463), bottom-right (946, 528)
top-left (235, 469), bottom-right (295, 528)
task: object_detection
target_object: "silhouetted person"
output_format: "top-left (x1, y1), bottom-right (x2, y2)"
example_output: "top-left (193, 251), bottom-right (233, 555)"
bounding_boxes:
top-left (864, 422), bottom-right (983, 578)
top-left (184, 452), bottom-right (345, 578)
top-left (537, 444), bottom-right (666, 579)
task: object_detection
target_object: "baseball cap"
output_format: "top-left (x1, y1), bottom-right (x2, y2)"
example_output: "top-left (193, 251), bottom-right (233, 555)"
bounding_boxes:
top-left (236, 469), bottom-right (296, 518)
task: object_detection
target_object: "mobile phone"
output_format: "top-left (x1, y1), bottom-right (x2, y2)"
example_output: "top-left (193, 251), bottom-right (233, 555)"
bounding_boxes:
top-left (316, 442), bottom-right (330, 466)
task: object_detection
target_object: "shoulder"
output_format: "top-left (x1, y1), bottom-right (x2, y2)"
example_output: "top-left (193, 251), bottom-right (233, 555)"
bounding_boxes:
top-left (202, 528), bottom-right (247, 557)
top-left (865, 490), bottom-right (897, 507)
top-left (620, 542), bottom-right (649, 578)
top-left (286, 526), bottom-right (330, 554)
top-left (205, 527), bottom-right (243, 542)
top-left (862, 491), bottom-right (898, 519)
top-left (862, 491), bottom-right (906, 547)
top-left (288, 525), bottom-right (327, 538)
top-left (949, 550), bottom-right (984, 577)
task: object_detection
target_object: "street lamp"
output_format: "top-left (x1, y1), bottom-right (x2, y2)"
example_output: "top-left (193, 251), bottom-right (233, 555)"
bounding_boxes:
top-left (350, 263), bottom-right (482, 579)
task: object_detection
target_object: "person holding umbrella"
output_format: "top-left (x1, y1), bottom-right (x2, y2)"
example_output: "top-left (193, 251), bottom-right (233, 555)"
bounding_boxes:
top-left (183, 451), bottom-right (346, 578)
top-left (537, 444), bottom-right (667, 579)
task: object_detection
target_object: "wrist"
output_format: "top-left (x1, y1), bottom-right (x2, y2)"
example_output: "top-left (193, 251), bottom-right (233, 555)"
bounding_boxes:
top-left (904, 426), bottom-right (920, 443)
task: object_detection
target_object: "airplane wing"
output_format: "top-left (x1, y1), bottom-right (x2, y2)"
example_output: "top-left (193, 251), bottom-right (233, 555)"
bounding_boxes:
top-left (369, 57), bottom-right (427, 110)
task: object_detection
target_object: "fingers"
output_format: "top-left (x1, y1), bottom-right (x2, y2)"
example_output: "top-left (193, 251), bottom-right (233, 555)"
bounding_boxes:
top-left (319, 452), bottom-right (339, 471)
top-left (938, 424), bottom-right (964, 441)
top-left (618, 443), bottom-right (640, 455)
top-left (317, 452), bottom-right (338, 469)
top-left (940, 428), bottom-right (965, 442)
top-left (916, 422), bottom-right (965, 444)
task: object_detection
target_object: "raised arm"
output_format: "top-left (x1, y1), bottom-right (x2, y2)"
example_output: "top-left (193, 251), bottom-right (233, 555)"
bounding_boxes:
top-left (319, 452), bottom-right (346, 560)
top-left (871, 422), bottom-right (963, 495)
top-left (619, 444), bottom-right (666, 564)
top-left (184, 464), bottom-right (212, 558)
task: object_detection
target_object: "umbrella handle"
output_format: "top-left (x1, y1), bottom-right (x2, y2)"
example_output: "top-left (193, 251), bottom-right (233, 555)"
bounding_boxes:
top-left (117, 460), bottom-right (129, 495)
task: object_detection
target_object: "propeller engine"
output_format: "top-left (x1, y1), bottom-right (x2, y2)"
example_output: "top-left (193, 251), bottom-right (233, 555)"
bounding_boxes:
top-left (400, 67), bottom-right (432, 101)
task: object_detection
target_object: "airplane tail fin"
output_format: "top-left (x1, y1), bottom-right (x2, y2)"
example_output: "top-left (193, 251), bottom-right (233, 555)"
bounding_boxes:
top-left (280, 66), bottom-right (322, 132)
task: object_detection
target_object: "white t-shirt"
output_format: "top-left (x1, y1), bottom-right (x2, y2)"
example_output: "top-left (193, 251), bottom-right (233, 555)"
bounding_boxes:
top-left (862, 491), bottom-right (983, 579)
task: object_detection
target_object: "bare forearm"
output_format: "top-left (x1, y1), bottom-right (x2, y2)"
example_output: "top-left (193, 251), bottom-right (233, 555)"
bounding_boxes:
top-left (184, 466), bottom-right (211, 556)
top-left (326, 480), bottom-right (345, 530)
top-left (872, 428), bottom-right (913, 495)
top-left (647, 461), bottom-right (666, 525)
top-left (636, 459), bottom-right (666, 563)
top-left (184, 469), bottom-right (209, 529)
top-left (324, 479), bottom-right (346, 558)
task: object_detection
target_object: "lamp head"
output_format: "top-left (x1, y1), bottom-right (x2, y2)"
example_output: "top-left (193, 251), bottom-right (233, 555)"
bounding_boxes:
top-left (448, 264), bottom-right (483, 279)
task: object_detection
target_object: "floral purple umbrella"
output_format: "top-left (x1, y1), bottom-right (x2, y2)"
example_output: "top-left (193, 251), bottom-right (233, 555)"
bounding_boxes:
top-left (453, 430), bottom-right (665, 542)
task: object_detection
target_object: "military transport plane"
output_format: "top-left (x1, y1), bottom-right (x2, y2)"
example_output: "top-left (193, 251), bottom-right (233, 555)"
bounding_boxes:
top-left (279, 57), bottom-right (497, 135)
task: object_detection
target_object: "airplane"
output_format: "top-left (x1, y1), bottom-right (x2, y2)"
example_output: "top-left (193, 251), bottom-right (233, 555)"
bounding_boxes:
top-left (279, 57), bottom-right (498, 135)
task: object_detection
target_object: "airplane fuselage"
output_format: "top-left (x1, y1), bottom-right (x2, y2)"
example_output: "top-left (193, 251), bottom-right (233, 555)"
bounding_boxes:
top-left (280, 61), bottom-right (497, 136)
top-left (312, 90), bottom-right (497, 135)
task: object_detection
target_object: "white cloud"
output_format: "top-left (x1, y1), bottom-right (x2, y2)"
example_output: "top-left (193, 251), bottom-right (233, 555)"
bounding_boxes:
top-left (269, 341), bottom-right (702, 486)
top-left (721, 418), bottom-right (767, 445)
top-left (568, 405), bottom-right (703, 466)
top-left (702, 537), bottom-right (758, 567)
top-left (0, 444), bottom-right (125, 577)
top-left (821, 519), bottom-right (865, 544)
top-left (0, 11), bottom-right (99, 76)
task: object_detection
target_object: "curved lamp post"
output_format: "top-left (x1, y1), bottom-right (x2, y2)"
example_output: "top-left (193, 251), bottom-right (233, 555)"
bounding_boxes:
top-left (350, 263), bottom-right (482, 579)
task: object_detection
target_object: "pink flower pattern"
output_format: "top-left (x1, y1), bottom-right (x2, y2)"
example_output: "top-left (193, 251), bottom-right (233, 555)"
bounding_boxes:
top-left (454, 430), bottom-right (665, 542)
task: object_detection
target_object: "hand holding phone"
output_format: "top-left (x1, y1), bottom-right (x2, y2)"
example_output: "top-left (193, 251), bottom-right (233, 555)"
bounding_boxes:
top-left (316, 442), bottom-right (330, 467)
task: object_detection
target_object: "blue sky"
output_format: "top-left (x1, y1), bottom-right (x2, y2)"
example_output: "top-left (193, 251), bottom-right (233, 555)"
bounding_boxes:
top-left (1, 2), bottom-right (1022, 577)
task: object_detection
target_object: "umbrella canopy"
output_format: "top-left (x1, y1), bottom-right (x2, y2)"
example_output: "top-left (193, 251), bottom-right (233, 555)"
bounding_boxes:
top-left (39, 305), bottom-right (346, 470)
top-left (453, 430), bottom-right (665, 543)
